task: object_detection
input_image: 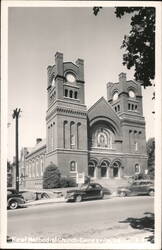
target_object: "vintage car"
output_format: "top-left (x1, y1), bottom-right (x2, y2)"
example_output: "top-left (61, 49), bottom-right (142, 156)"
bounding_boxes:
top-left (65, 183), bottom-right (104, 202)
top-left (7, 189), bottom-right (26, 209)
top-left (117, 180), bottom-right (154, 197)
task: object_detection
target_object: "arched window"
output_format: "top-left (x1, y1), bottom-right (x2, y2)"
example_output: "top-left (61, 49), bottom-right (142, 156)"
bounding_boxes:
top-left (97, 132), bottom-right (107, 147)
top-left (88, 161), bottom-right (96, 178)
top-left (70, 121), bottom-right (75, 148)
top-left (128, 103), bottom-right (131, 110)
top-left (63, 120), bottom-right (68, 148)
top-left (135, 164), bottom-right (140, 173)
top-left (70, 90), bottom-right (73, 98)
top-left (70, 161), bottom-right (77, 172)
top-left (113, 162), bottom-right (119, 178)
top-left (65, 89), bottom-right (68, 97)
top-left (96, 128), bottom-right (112, 148)
top-left (101, 161), bottom-right (109, 178)
top-left (70, 135), bottom-right (75, 146)
top-left (74, 91), bottom-right (78, 99)
top-left (77, 122), bottom-right (81, 149)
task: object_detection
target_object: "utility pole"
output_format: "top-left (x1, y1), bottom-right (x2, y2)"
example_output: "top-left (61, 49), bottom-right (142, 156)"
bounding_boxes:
top-left (12, 108), bottom-right (21, 193)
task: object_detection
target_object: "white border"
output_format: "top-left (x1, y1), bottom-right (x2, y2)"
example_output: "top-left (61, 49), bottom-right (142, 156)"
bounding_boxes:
top-left (1, 1), bottom-right (161, 249)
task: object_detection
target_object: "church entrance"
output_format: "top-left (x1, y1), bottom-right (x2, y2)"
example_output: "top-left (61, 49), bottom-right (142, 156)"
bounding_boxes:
top-left (100, 160), bottom-right (110, 178)
top-left (112, 162), bottom-right (120, 178)
top-left (88, 160), bottom-right (97, 178)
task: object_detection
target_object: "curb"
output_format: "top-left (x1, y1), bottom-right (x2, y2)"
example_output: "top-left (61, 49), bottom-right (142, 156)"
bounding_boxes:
top-left (25, 198), bottom-right (66, 207)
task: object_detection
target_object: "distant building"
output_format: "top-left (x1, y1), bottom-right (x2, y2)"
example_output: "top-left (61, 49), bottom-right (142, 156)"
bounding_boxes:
top-left (7, 159), bottom-right (16, 188)
top-left (22, 52), bottom-right (147, 189)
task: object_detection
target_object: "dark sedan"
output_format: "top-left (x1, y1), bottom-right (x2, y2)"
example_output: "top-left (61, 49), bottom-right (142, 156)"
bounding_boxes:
top-left (117, 180), bottom-right (154, 197)
top-left (65, 183), bottom-right (104, 202)
top-left (7, 189), bottom-right (26, 210)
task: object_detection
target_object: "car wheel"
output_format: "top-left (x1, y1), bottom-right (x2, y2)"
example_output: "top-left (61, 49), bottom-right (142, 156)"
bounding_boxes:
top-left (120, 191), bottom-right (127, 197)
top-left (75, 195), bottom-right (82, 202)
top-left (41, 193), bottom-right (49, 199)
top-left (149, 190), bottom-right (154, 196)
top-left (9, 200), bottom-right (18, 210)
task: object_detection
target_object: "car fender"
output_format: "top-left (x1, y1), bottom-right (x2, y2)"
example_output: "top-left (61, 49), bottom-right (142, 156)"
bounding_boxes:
top-left (118, 188), bottom-right (131, 193)
top-left (7, 197), bottom-right (23, 206)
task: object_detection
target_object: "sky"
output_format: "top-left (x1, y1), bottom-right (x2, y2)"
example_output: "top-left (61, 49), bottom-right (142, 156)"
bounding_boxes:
top-left (7, 6), bottom-right (155, 162)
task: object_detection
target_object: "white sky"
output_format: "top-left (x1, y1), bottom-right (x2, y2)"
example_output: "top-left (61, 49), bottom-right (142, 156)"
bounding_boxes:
top-left (7, 6), bottom-right (155, 162)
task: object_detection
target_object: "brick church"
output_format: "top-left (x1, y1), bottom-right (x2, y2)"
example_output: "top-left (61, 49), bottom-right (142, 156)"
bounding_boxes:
top-left (22, 52), bottom-right (147, 189)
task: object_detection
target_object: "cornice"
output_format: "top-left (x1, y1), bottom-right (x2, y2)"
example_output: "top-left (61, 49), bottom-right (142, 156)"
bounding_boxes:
top-left (46, 106), bottom-right (87, 120)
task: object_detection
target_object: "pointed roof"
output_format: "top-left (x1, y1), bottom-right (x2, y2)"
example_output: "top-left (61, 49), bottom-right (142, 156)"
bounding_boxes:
top-left (88, 97), bottom-right (121, 135)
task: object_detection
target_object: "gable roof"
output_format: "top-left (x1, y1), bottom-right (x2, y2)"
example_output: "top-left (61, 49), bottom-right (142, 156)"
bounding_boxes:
top-left (88, 97), bottom-right (121, 135)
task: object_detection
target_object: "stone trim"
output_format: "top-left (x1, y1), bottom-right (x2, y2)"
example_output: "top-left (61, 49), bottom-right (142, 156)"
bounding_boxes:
top-left (46, 106), bottom-right (87, 120)
top-left (46, 148), bottom-right (88, 155)
top-left (89, 151), bottom-right (148, 158)
top-left (25, 147), bottom-right (46, 159)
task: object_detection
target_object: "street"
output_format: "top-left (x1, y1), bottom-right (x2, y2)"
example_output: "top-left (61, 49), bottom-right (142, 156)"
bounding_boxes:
top-left (8, 196), bottom-right (154, 244)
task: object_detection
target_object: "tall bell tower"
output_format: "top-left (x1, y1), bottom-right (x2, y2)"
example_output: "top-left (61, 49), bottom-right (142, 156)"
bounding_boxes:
top-left (46, 52), bottom-right (88, 178)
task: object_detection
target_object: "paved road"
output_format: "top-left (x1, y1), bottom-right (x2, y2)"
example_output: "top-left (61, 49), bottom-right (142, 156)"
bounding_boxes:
top-left (8, 196), bottom-right (154, 243)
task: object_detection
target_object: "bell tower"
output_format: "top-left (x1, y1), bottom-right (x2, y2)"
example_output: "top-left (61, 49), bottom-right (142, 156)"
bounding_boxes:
top-left (46, 52), bottom-right (88, 178)
top-left (107, 73), bottom-right (147, 156)
top-left (107, 72), bottom-right (143, 120)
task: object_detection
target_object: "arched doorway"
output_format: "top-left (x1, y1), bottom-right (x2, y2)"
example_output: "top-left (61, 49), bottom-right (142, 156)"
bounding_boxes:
top-left (100, 160), bottom-right (110, 178)
top-left (112, 161), bottom-right (120, 178)
top-left (88, 160), bottom-right (97, 178)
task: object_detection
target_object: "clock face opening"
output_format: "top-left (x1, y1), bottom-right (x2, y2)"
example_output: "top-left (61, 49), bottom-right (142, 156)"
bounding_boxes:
top-left (129, 90), bottom-right (135, 98)
top-left (113, 92), bottom-right (118, 101)
top-left (66, 73), bottom-right (76, 83)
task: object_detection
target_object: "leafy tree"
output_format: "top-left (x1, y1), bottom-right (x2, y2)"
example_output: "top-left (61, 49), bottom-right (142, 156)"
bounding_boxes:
top-left (146, 138), bottom-right (155, 179)
top-left (43, 162), bottom-right (61, 189)
top-left (93, 7), bottom-right (155, 88)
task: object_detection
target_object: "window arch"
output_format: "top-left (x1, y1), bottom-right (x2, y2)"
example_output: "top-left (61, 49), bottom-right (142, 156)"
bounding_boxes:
top-left (70, 161), bottom-right (77, 172)
top-left (65, 89), bottom-right (68, 97)
top-left (63, 120), bottom-right (68, 148)
top-left (74, 91), bottom-right (78, 99)
top-left (88, 160), bottom-right (97, 178)
top-left (70, 121), bottom-right (75, 148)
top-left (95, 128), bottom-right (112, 148)
top-left (69, 90), bottom-right (73, 98)
top-left (135, 164), bottom-right (140, 174)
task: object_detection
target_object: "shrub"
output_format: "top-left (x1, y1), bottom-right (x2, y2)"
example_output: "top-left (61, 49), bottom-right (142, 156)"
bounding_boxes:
top-left (59, 177), bottom-right (69, 188)
top-left (59, 176), bottom-right (77, 188)
top-left (43, 163), bottom-right (61, 189)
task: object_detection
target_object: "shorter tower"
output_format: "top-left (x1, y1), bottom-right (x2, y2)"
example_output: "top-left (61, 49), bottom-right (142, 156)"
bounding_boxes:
top-left (107, 72), bottom-right (143, 118)
top-left (107, 73), bottom-right (147, 175)
top-left (46, 52), bottom-right (88, 178)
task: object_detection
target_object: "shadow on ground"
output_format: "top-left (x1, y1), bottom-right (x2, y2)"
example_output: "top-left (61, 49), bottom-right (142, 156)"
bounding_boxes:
top-left (119, 212), bottom-right (154, 243)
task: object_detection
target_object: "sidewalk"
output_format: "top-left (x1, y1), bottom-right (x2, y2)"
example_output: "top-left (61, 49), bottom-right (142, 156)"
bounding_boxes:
top-left (24, 193), bottom-right (116, 207)
top-left (25, 196), bottom-right (66, 207)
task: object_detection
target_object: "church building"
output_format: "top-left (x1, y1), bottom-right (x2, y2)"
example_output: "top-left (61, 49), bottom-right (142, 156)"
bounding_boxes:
top-left (23, 52), bottom-right (147, 189)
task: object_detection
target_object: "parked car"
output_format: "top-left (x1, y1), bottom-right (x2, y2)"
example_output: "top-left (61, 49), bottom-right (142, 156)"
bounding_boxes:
top-left (7, 189), bottom-right (26, 209)
top-left (65, 183), bottom-right (104, 202)
top-left (117, 180), bottom-right (154, 197)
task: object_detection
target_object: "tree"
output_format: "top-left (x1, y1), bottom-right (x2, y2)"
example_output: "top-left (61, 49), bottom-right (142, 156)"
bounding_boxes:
top-left (146, 138), bottom-right (155, 179)
top-left (93, 7), bottom-right (155, 88)
top-left (43, 162), bottom-right (61, 189)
